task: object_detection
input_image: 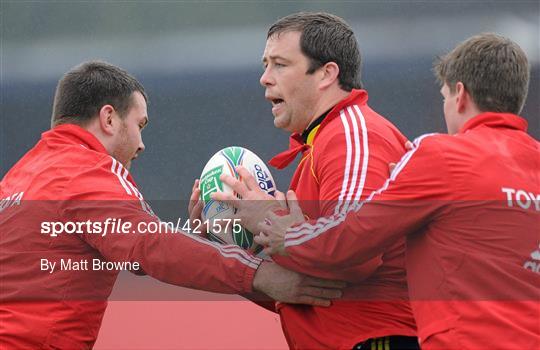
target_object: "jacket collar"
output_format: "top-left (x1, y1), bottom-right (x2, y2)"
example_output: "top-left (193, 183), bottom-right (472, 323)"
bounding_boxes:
top-left (42, 124), bottom-right (109, 154)
top-left (269, 89), bottom-right (368, 169)
top-left (294, 89), bottom-right (369, 146)
top-left (458, 112), bottom-right (528, 134)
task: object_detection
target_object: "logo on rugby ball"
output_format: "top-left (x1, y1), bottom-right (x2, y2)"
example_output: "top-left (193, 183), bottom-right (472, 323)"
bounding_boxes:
top-left (199, 146), bottom-right (276, 255)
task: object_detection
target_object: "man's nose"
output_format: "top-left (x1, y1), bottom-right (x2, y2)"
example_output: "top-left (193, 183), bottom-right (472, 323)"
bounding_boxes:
top-left (138, 140), bottom-right (145, 153)
top-left (260, 68), bottom-right (274, 87)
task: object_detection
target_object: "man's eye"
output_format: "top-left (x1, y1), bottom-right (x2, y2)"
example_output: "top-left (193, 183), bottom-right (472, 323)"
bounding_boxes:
top-left (275, 63), bottom-right (285, 68)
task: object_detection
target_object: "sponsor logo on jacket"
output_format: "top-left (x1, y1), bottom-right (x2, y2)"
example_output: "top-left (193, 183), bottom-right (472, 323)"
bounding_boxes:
top-left (0, 192), bottom-right (24, 213)
top-left (501, 187), bottom-right (540, 211)
top-left (523, 244), bottom-right (540, 274)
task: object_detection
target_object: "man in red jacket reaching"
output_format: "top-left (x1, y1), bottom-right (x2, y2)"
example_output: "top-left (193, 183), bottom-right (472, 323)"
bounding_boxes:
top-left (0, 61), bottom-right (345, 349)
top-left (257, 33), bottom-right (540, 350)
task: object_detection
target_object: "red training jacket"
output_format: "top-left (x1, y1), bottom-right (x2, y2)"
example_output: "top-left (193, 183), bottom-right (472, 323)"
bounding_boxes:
top-left (0, 124), bottom-right (261, 349)
top-left (271, 90), bottom-right (417, 349)
top-left (282, 112), bottom-right (540, 349)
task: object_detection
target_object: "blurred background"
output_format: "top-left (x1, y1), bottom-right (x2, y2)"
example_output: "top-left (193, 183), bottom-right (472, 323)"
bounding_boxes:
top-left (1, 1), bottom-right (539, 349)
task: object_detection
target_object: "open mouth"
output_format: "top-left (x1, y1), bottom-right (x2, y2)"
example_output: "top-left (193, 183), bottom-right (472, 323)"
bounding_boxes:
top-left (271, 98), bottom-right (284, 107)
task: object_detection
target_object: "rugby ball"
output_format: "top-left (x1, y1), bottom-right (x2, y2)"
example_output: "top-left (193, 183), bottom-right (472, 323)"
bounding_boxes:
top-left (199, 146), bottom-right (276, 256)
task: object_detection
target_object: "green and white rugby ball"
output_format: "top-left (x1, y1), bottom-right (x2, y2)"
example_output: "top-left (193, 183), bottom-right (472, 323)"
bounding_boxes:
top-left (199, 146), bottom-right (276, 255)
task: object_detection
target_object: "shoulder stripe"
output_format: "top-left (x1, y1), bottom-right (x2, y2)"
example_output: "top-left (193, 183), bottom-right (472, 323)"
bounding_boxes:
top-left (110, 157), bottom-right (154, 215)
top-left (334, 109), bottom-right (353, 215)
top-left (352, 105), bottom-right (369, 203)
top-left (111, 158), bottom-right (132, 195)
top-left (122, 168), bottom-right (142, 199)
top-left (122, 168), bottom-right (152, 214)
top-left (342, 106), bottom-right (361, 214)
top-left (333, 105), bottom-right (369, 217)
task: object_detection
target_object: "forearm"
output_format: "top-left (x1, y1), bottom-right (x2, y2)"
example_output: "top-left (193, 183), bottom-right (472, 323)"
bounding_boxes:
top-left (129, 231), bottom-right (261, 294)
top-left (283, 200), bottom-right (434, 270)
top-left (81, 220), bottom-right (261, 294)
top-left (66, 198), bottom-right (261, 294)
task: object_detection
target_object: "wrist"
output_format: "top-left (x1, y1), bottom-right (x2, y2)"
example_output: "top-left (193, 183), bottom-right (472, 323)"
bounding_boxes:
top-left (252, 261), bottom-right (269, 292)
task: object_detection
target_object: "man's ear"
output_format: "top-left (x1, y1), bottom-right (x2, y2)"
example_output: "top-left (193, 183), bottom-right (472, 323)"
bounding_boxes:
top-left (455, 82), bottom-right (469, 114)
top-left (98, 104), bottom-right (116, 136)
top-left (319, 62), bottom-right (340, 90)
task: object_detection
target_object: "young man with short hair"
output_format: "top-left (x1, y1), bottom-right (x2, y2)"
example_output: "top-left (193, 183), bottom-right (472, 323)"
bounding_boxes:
top-left (258, 33), bottom-right (540, 350)
top-left (0, 61), bottom-right (345, 349)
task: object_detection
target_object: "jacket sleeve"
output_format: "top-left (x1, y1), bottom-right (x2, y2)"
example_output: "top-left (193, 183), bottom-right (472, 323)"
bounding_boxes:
top-left (274, 118), bottom-right (406, 281)
top-left (60, 156), bottom-right (260, 294)
top-left (280, 134), bottom-right (450, 271)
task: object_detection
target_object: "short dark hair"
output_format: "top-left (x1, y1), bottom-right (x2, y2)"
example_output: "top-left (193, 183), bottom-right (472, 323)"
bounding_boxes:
top-left (434, 33), bottom-right (530, 114)
top-left (51, 61), bottom-right (147, 127)
top-left (267, 12), bottom-right (362, 91)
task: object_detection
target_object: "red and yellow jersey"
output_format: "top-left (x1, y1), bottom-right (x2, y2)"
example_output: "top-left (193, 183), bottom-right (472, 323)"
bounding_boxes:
top-left (0, 124), bottom-right (261, 349)
top-left (271, 89), bottom-right (417, 349)
top-left (282, 112), bottom-right (540, 349)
